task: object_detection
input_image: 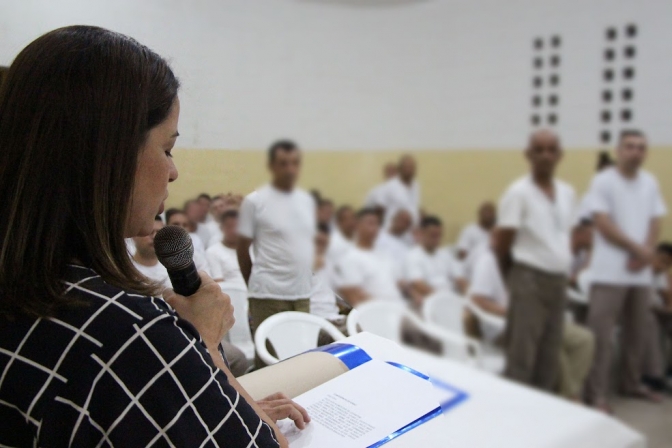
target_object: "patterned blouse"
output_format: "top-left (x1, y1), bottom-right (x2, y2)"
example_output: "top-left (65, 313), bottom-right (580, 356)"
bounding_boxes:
top-left (0, 265), bottom-right (280, 447)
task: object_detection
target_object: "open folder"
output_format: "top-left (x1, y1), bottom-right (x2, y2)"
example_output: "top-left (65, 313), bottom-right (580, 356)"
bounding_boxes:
top-left (239, 343), bottom-right (468, 447)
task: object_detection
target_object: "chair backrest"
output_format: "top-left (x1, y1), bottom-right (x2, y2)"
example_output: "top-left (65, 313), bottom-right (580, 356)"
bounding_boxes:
top-left (254, 312), bottom-right (346, 365)
top-left (422, 290), bottom-right (467, 334)
top-left (219, 285), bottom-right (255, 361)
top-left (346, 301), bottom-right (409, 344)
top-left (348, 300), bottom-right (483, 367)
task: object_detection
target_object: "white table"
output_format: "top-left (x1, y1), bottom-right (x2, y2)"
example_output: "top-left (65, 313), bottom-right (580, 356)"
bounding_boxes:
top-left (343, 332), bottom-right (645, 448)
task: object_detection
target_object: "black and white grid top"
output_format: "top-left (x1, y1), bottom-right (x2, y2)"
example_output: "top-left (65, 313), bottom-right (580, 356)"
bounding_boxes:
top-left (0, 265), bottom-right (280, 447)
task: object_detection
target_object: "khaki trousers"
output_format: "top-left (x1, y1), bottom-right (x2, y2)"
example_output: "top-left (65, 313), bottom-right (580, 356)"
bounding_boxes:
top-left (586, 284), bottom-right (650, 403)
top-left (504, 263), bottom-right (567, 392)
top-left (249, 298), bottom-right (310, 369)
top-left (558, 322), bottom-right (595, 399)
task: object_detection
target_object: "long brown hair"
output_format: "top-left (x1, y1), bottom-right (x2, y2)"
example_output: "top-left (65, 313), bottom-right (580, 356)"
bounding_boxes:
top-left (0, 26), bottom-right (179, 317)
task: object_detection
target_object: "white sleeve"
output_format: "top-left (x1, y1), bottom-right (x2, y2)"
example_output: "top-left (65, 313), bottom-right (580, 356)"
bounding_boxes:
top-left (498, 187), bottom-right (524, 229)
top-left (335, 254), bottom-right (365, 288)
top-left (205, 248), bottom-right (223, 281)
top-left (237, 195), bottom-right (256, 239)
top-left (404, 251), bottom-right (425, 282)
top-left (468, 256), bottom-right (496, 299)
top-left (456, 226), bottom-right (473, 251)
top-left (652, 179), bottom-right (668, 218)
top-left (448, 257), bottom-right (466, 280)
top-left (588, 175), bottom-right (611, 214)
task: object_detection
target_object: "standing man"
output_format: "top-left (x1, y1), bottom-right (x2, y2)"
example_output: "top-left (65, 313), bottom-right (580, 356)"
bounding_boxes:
top-left (364, 161), bottom-right (398, 212)
top-left (456, 201), bottom-right (497, 260)
top-left (494, 130), bottom-right (576, 392)
top-left (379, 155), bottom-right (421, 227)
top-left (237, 140), bottom-right (316, 366)
top-left (585, 129), bottom-right (667, 410)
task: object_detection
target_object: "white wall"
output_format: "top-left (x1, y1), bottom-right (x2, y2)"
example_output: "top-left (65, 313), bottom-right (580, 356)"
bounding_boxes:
top-left (1, 0), bottom-right (671, 150)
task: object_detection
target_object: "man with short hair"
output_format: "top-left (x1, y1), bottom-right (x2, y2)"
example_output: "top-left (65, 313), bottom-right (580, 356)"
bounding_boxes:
top-left (237, 140), bottom-right (316, 367)
top-left (456, 201), bottom-right (497, 260)
top-left (405, 216), bottom-right (466, 306)
top-left (317, 198), bottom-right (335, 228)
top-left (378, 155), bottom-right (421, 227)
top-left (184, 199), bottom-right (211, 249)
top-left (132, 216), bottom-right (172, 289)
top-left (585, 129), bottom-right (667, 410)
top-left (375, 209), bottom-right (414, 282)
top-left (204, 195), bottom-right (226, 248)
top-left (327, 205), bottom-right (357, 268)
top-left (206, 210), bottom-right (247, 291)
top-left (336, 209), bottom-right (403, 306)
top-left (495, 130), bottom-right (576, 392)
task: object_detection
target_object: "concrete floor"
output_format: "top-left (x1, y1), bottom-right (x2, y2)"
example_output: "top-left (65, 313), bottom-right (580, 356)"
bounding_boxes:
top-left (611, 395), bottom-right (672, 448)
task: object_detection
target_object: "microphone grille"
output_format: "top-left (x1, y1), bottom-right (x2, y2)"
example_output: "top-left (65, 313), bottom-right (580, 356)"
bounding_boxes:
top-left (154, 226), bottom-right (195, 271)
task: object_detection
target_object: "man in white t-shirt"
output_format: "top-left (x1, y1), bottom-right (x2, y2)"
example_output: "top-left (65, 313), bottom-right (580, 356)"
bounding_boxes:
top-left (456, 201), bottom-right (497, 260)
top-left (185, 199), bottom-right (212, 252)
top-left (165, 209), bottom-right (210, 275)
top-left (327, 205), bottom-right (357, 268)
top-left (205, 210), bottom-right (247, 291)
top-left (311, 224), bottom-right (343, 324)
top-left (494, 130), bottom-right (576, 392)
top-left (469, 245), bottom-right (594, 400)
top-left (336, 209), bottom-right (403, 305)
top-left (203, 195), bottom-right (226, 248)
top-left (405, 216), bottom-right (467, 306)
top-left (375, 209), bottom-right (413, 282)
top-left (585, 129), bottom-right (668, 409)
top-left (364, 162), bottom-right (398, 213)
top-left (378, 155), bottom-right (421, 227)
top-left (132, 216), bottom-right (172, 289)
top-left (237, 140), bottom-right (316, 366)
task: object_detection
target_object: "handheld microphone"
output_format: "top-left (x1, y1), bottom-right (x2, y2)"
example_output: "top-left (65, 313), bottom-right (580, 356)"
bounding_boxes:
top-left (154, 225), bottom-right (230, 368)
top-left (154, 226), bottom-right (201, 296)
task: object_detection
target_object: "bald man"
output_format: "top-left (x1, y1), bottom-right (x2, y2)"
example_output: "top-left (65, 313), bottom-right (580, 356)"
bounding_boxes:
top-left (364, 161), bottom-right (399, 214)
top-left (377, 155), bottom-right (421, 228)
top-left (494, 130), bottom-right (577, 392)
top-left (457, 201), bottom-right (497, 260)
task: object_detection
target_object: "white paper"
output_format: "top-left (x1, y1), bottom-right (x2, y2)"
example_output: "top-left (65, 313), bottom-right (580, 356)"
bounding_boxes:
top-left (278, 359), bottom-right (441, 448)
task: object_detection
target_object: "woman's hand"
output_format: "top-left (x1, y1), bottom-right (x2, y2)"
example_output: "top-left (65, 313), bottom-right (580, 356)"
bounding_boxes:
top-left (257, 393), bottom-right (311, 430)
top-left (163, 272), bottom-right (235, 351)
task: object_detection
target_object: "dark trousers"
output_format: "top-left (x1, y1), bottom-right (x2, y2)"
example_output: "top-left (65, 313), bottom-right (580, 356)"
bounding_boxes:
top-left (504, 263), bottom-right (567, 392)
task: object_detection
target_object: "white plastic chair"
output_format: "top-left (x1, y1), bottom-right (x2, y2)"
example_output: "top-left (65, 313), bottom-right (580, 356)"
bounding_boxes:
top-left (254, 312), bottom-right (346, 365)
top-left (347, 301), bottom-right (483, 367)
top-left (422, 290), bottom-right (468, 334)
top-left (464, 300), bottom-right (507, 374)
top-left (219, 285), bottom-right (255, 362)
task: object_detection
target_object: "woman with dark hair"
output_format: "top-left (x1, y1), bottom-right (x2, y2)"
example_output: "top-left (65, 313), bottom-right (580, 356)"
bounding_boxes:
top-left (0, 26), bottom-right (299, 446)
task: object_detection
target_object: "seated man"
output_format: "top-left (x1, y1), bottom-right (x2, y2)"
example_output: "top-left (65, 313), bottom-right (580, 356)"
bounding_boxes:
top-left (205, 210), bottom-right (248, 291)
top-left (405, 216), bottom-right (467, 307)
top-left (456, 201), bottom-right (497, 260)
top-left (327, 205), bottom-right (357, 267)
top-left (336, 208), bottom-right (403, 306)
top-left (641, 242), bottom-right (672, 391)
top-left (569, 219), bottom-right (594, 288)
top-left (469, 243), bottom-right (595, 401)
top-left (311, 224), bottom-right (344, 325)
top-left (132, 216), bottom-right (172, 289)
top-left (375, 209), bottom-right (414, 282)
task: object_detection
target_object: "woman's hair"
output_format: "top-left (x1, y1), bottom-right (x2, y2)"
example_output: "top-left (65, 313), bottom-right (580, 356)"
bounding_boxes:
top-left (0, 26), bottom-right (179, 318)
